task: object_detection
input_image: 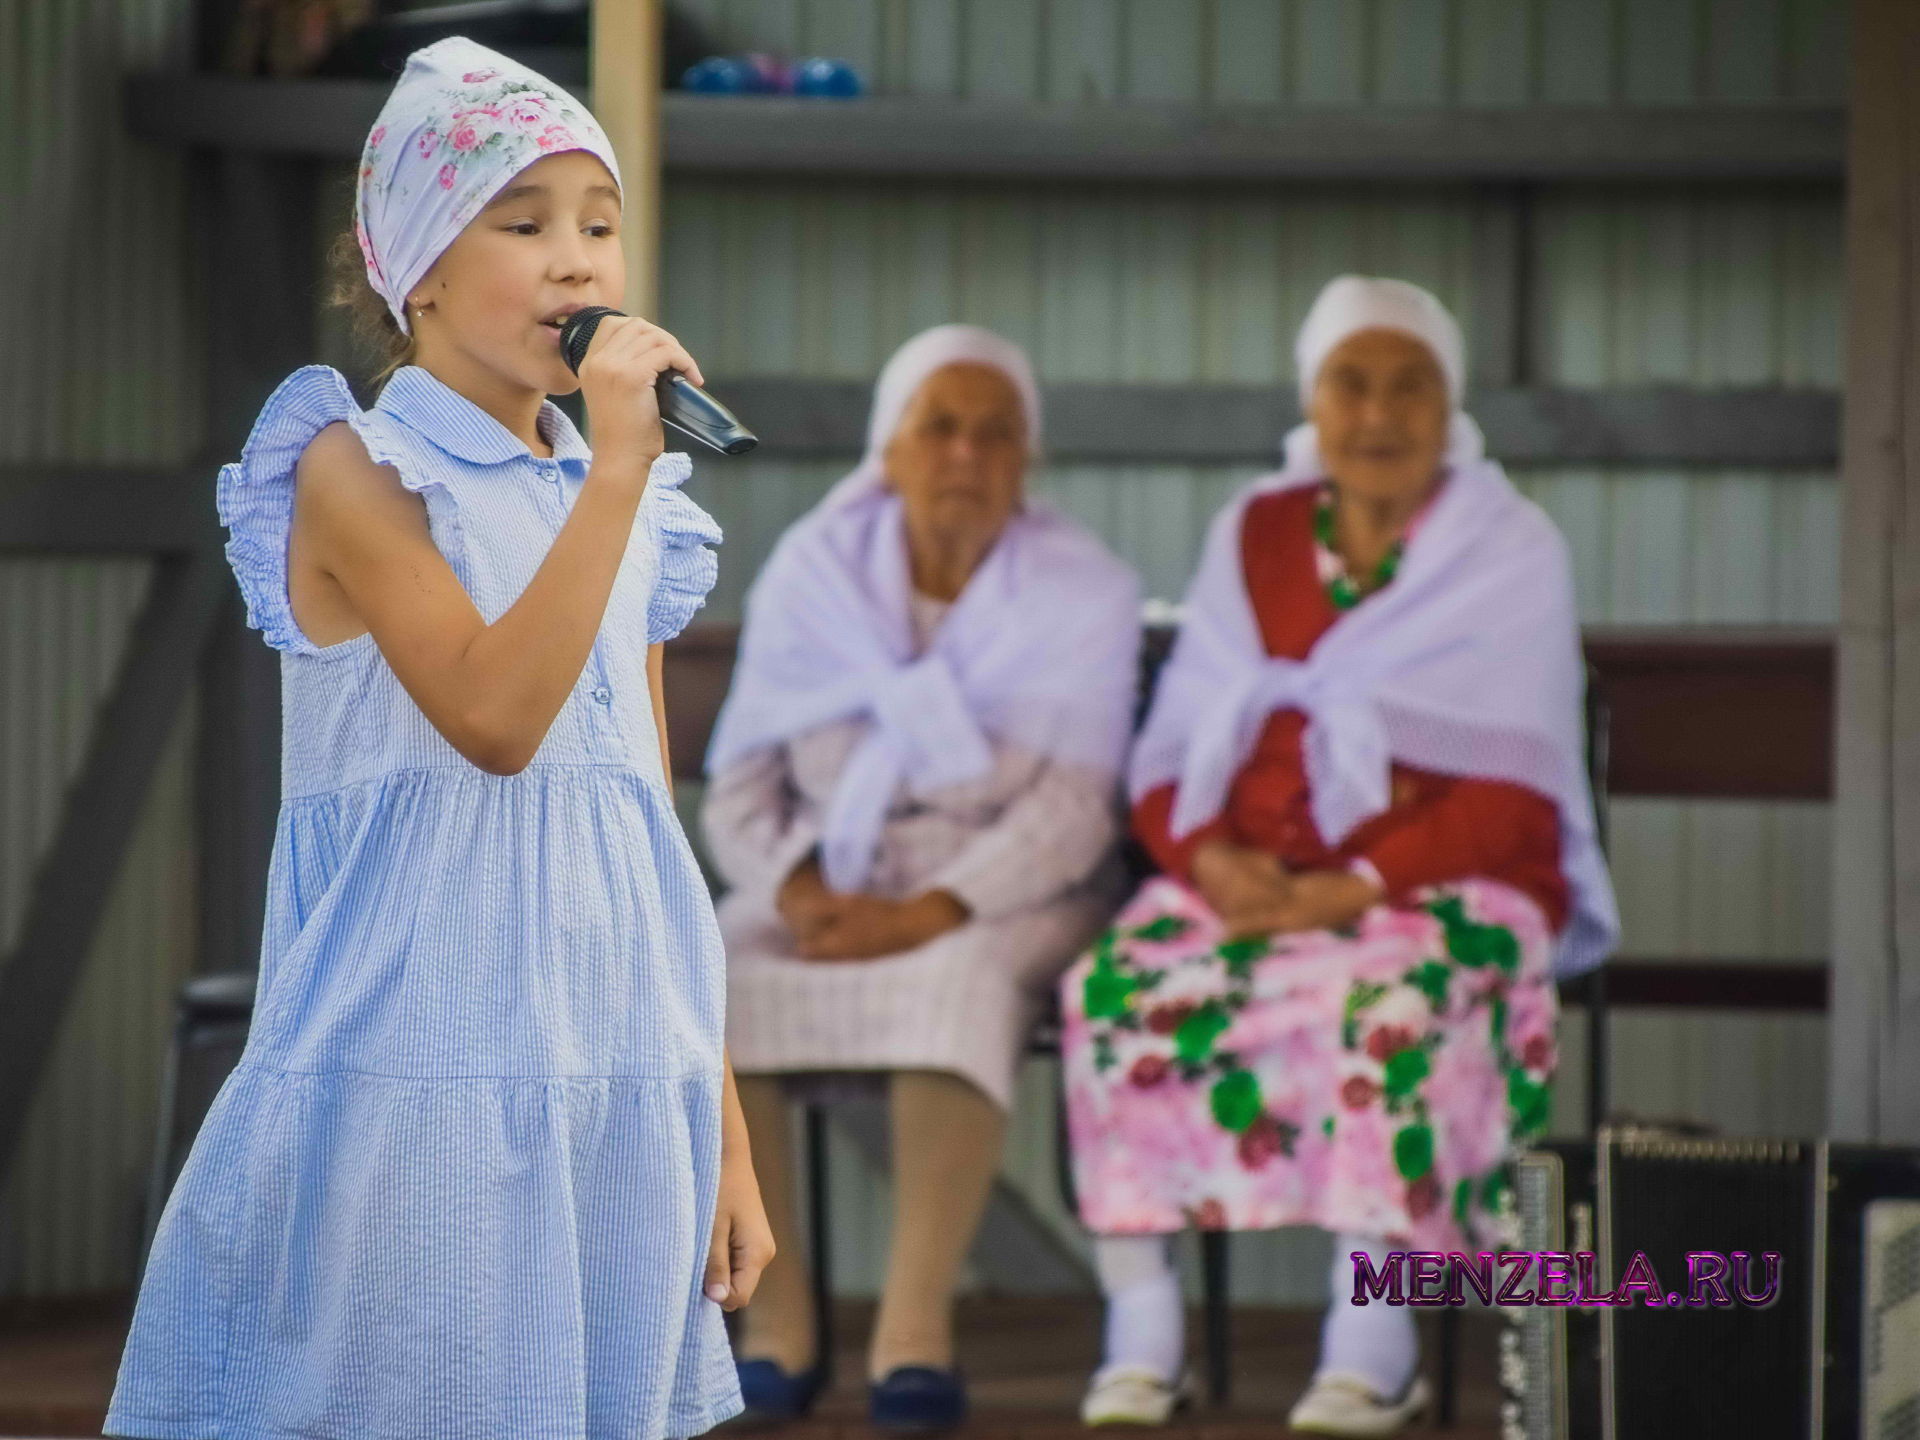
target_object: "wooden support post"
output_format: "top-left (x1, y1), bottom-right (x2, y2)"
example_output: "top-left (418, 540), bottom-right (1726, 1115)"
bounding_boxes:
top-left (804, 1105), bottom-right (835, 1386)
top-left (1831, 0), bottom-right (1920, 1143)
top-left (592, 0), bottom-right (664, 322)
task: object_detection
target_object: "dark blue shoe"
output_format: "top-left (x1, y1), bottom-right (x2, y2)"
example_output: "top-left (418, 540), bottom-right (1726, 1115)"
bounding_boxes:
top-left (735, 1357), bottom-right (828, 1422)
top-left (868, 1365), bottom-right (968, 1433)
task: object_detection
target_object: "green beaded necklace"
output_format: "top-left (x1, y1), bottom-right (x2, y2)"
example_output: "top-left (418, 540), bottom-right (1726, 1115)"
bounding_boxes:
top-left (1312, 481), bottom-right (1405, 610)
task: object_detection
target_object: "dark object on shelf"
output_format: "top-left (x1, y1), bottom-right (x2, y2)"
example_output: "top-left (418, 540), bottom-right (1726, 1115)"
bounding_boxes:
top-left (223, 0), bottom-right (377, 77)
top-left (315, 0), bottom-right (584, 83)
top-left (308, 0), bottom-right (713, 88)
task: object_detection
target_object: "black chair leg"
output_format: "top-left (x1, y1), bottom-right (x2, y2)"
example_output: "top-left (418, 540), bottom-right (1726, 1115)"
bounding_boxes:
top-left (804, 1103), bottom-right (834, 1384)
top-left (1051, 1057), bottom-right (1079, 1219)
top-left (1200, 1230), bottom-right (1231, 1406)
top-left (1435, 1303), bottom-right (1459, 1427)
top-left (140, 1005), bottom-right (189, 1267)
top-left (1585, 968), bottom-right (1610, 1136)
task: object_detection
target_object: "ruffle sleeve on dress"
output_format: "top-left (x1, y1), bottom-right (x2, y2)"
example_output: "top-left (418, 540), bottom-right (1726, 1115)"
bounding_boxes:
top-left (215, 365), bottom-right (462, 656)
top-left (643, 451), bottom-right (722, 645)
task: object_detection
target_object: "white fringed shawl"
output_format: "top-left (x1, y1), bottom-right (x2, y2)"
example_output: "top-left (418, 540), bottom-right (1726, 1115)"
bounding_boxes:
top-left (1130, 421), bottom-right (1619, 977)
top-left (705, 325), bottom-right (1141, 892)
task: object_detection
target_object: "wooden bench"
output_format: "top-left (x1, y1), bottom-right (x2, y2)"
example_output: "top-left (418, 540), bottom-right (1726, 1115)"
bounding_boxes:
top-left (665, 621), bottom-right (1835, 1013)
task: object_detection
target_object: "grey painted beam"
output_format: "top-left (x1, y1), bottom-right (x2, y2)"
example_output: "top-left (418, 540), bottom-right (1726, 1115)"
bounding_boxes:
top-left (0, 550), bottom-right (229, 1178)
top-left (0, 466), bottom-right (212, 552)
top-left (720, 381), bottom-right (1841, 467)
top-left (659, 99), bottom-right (1846, 183)
top-left (0, 382), bottom-right (1841, 554)
top-left (1470, 387), bottom-right (1839, 467)
top-left (125, 74), bottom-right (388, 157)
top-left (124, 75), bottom-right (1845, 182)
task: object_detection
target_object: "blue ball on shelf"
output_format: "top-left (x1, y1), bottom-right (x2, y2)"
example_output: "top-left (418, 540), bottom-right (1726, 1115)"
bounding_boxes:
top-left (790, 57), bottom-right (863, 98)
top-left (681, 56), bottom-right (758, 94)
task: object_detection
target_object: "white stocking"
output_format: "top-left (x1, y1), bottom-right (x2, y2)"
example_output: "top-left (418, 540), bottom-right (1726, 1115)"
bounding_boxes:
top-left (1318, 1232), bottom-right (1419, 1399)
top-left (1091, 1232), bottom-right (1185, 1382)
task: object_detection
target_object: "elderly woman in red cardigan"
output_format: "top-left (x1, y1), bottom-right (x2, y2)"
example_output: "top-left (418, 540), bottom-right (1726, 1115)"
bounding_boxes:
top-left (1059, 276), bottom-right (1617, 1436)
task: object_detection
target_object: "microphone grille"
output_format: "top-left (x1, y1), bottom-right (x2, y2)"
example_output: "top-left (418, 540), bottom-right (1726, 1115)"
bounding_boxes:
top-left (557, 306), bottom-right (622, 375)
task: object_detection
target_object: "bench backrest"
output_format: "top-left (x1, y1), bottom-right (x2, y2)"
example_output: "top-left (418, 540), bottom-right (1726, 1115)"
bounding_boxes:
top-left (663, 622), bottom-right (1833, 800)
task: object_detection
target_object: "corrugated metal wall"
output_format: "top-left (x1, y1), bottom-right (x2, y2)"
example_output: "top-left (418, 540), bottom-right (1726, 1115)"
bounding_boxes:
top-left (1, 0), bottom-right (203, 1299)
top-left (648, 0), bottom-right (1849, 1304)
top-left (3, 0), bottom-right (1848, 1307)
top-left (0, 565), bottom-right (201, 1300)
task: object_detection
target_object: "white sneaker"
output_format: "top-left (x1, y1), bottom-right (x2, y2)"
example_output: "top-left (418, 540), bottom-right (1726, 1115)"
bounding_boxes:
top-left (1286, 1371), bottom-right (1432, 1437)
top-left (1079, 1364), bottom-right (1194, 1426)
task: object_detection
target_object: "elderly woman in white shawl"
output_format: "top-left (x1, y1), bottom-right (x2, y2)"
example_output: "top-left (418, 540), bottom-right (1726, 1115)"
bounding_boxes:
top-left (1058, 278), bottom-right (1618, 1435)
top-left (700, 325), bottom-right (1141, 1430)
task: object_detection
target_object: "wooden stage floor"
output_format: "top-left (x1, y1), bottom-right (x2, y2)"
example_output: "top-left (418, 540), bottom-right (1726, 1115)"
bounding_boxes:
top-left (0, 1295), bottom-right (1506, 1438)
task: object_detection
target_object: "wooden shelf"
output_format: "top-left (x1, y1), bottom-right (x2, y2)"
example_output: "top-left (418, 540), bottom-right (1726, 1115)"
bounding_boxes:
top-left (0, 466), bottom-right (221, 554)
top-left (124, 73), bottom-right (1846, 182)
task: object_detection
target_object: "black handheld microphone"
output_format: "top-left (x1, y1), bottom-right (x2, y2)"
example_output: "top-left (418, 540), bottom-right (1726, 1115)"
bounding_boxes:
top-left (557, 306), bottom-right (759, 457)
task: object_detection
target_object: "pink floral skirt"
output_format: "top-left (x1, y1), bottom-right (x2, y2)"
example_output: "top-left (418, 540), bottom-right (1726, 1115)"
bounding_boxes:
top-left (1059, 876), bottom-right (1558, 1252)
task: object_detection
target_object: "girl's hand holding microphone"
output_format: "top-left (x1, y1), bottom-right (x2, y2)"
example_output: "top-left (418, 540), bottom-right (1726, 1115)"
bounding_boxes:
top-left (569, 313), bottom-right (706, 483)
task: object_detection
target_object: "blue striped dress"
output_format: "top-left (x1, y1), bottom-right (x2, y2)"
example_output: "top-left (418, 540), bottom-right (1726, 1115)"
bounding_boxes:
top-left (106, 365), bottom-right (746, 1440)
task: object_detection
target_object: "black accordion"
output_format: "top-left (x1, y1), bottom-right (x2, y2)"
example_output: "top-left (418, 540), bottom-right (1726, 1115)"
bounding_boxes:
top-left (1503, 1127), bottom-right (1920, 1440)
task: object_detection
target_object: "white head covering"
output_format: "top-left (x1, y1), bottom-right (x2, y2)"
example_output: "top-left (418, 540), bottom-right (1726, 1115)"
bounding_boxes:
top-left (1286, 273), bottom-right (1481, 473)
top-left (1294, 274), bottom-right (1466, 410)
top-left (354, 38), bottom-right (622, 335)
top-left (817, 323), bottom-right (1042, 511)
top-left (706, 326), bottom-right (1139, 893)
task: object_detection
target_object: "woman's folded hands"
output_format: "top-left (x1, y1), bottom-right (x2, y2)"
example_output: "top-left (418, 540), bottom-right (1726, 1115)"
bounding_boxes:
top-left (1190, 839), bottom-right (1383, 941)
top-left (776, 855), bottom-right (971, 961)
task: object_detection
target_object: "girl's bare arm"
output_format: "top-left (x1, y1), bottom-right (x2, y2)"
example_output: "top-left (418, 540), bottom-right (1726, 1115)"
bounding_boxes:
top-left (291, 318), bottom-right (702, 775)
top-left (648, 642), bottom-right (673, 795)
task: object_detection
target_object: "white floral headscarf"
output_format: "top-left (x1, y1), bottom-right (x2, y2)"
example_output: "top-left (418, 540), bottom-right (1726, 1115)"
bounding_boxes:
top-left (354, 37), bottom-right (622, 335)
